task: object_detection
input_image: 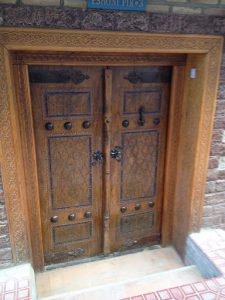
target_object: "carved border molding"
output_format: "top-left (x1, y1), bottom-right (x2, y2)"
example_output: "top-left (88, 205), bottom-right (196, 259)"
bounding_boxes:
top-left (0, 28), bottom-right (223, 267)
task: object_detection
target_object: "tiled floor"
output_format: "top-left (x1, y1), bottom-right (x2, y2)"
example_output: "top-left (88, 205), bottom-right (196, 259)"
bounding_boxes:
top-left (0, 264), bottom-right (36, 300)
top-left (36, 247), bottom-right (203, 300)
top-left (123, 229), bottom-right (225, 300)
top-left (190, 229), bottom-right (225, 275)
top-left (122, 276), bottom-right (225, 300)
top-left (3, 229), bottom-right (225, 300)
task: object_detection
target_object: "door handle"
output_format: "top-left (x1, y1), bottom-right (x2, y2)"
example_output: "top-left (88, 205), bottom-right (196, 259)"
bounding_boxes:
top-left (111, 146), bottom-right (122, 161)
top-left (138, 106), bottom-right (145, 126)
top-left (92, 151), bottom-right (103, 165)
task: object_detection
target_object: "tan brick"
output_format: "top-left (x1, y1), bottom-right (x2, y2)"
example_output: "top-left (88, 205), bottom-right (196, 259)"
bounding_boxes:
top-left (190, 0), bottom-right (218, 4)
top-left (22, 0), bottom-right (60, 6)
top-left (146, 4), bottom-right (170, 13)
top-left (172, 6), bottom-right (202, 14)
top-left (203, 8), bottom-right (225, 15)
top-left (64, 0), bottom-right (87, 8)
top-left (0, 0), bottom-right (16, 3)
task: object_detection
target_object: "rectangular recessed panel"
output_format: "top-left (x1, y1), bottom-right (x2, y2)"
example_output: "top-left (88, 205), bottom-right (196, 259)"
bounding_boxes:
top-left (120, 212), bottom-right (154, 234)
top-left (121, 131), bottom-right (159, 201)
top-left (45, 91), bottom-right (91, 117)
top-left (48, 135), bottom-right (92, 209)
top-left (53, 221), bottom-right (92, 244)
top-left (123, 91), bottom-right (161, 114)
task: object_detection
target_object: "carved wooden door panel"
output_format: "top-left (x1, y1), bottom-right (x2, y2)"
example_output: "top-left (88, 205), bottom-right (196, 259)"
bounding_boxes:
top-left (29, 66), bottom-right (103, 265)
top-left (109, 67), bottom-right (170, 252)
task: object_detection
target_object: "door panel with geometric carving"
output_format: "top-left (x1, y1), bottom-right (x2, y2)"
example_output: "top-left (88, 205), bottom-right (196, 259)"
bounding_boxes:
top-left (109, 67), bottom-right (170, 252)
top-left (29, 66), bottom-right (104, 265)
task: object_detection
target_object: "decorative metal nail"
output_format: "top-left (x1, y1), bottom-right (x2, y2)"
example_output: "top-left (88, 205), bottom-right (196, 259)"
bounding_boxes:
top-left (120, 207), bottom-right (127, 213)
top-left (84, 211), bottom-right (92, 218)
top-left (68, 213), bottom-right (76, 221)
top-left (122, 120), bottom-right (129, 128)
top-left (45, 122), bottom-right (54, 130)
top-left (135, 203), bottom-right (141, 210)
top-left (50, 216), bottom-right (58, 223)
top-left (83, 121), bottom-right (90, 129)
top-left (64, 122), bottom-right (72, 130)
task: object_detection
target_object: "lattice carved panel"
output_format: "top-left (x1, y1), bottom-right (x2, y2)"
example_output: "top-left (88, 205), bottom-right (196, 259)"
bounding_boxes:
top-left (48, 135), bottom-right (92, 209)
top-left (121, 130), bottom-right (159, 201)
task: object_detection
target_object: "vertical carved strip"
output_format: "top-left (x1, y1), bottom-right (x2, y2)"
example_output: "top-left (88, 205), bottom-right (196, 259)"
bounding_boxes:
top-left (103, 68), bottom-right (112, 254)
top-left (0, 47), bottom-right (29, 262)
top-left (15, 64), bottom-right (44, 269)
top-left (191, 43), bottom-right (224, 231)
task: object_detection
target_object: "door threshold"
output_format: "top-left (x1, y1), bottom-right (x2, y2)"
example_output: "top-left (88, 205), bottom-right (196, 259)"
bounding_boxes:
top-left (45, 243), bottom-right (161, 271)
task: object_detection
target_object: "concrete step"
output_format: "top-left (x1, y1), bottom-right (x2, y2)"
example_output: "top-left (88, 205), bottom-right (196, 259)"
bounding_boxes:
top-left (36, 246), bottom-right (184, 298)
top-left (38, 265), bottom-right (203, 300)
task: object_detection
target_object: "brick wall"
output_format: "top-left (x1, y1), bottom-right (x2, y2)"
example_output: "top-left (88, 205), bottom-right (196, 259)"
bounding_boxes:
top-left (0, 0), bottom-right (225, 15)
top-left (0, 165), bottom-right (12, 267)
top-left (203, 54), bottom-right (225, 230)
top-left (0, 3), bottom-right (225, 266)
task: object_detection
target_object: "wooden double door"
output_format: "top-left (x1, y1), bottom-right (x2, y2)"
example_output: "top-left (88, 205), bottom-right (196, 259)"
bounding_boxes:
top-left (29, 65), bottom-right (170, 265)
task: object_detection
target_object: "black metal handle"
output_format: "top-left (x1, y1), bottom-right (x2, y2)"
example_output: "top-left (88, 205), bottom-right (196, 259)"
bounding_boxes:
top-left (153, 118), bottom-right (160, 125)
top-left (92, 151), bottom-right (103, 165)
top-left (138, 106), bottom-right (145, 126)
top-left (111, 146), bottom-right (122, 161)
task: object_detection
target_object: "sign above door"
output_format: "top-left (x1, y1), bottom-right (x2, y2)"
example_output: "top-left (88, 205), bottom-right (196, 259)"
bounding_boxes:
top-left (88, 0), bottom-right (147, 11)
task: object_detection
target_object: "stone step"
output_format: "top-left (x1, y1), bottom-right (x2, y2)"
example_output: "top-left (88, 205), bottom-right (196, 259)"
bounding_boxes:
top-left (38, 265), bottom-right (203, 300)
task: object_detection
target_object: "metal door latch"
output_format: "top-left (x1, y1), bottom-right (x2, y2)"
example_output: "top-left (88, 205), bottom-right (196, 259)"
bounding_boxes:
top-left (92, 151), bottom-right (103, 165)
top-left (111, 146), bottom-right (122, 161)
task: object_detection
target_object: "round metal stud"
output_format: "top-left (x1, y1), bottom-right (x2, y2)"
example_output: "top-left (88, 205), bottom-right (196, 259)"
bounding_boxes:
top-left (68, 213), bottom-right (76, 221)
top-left (153, 118), bottom-right (160, 125)
top-left (64, 122), bottom-right (72, 130)
top-left (84, 211), bottom-right (92, 218)
top-left (122, 120), bottom-right (129, 128)
top-left (120, 206), bottom-right (127, 213)
top-left (83, 121), bottom-right (91, 129)
top-left (45, 122), bottom-right (54, 130)
top-left (135, 203), bottom-right (141, 210)
top-left (148, 201), bottom-right (155, 208)
top-left (50, 216), bottom-right (58, 223)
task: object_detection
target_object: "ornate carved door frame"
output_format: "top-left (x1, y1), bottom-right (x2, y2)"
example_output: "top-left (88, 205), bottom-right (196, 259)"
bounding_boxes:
top-left (0, 28), bottom-right (223, 270)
